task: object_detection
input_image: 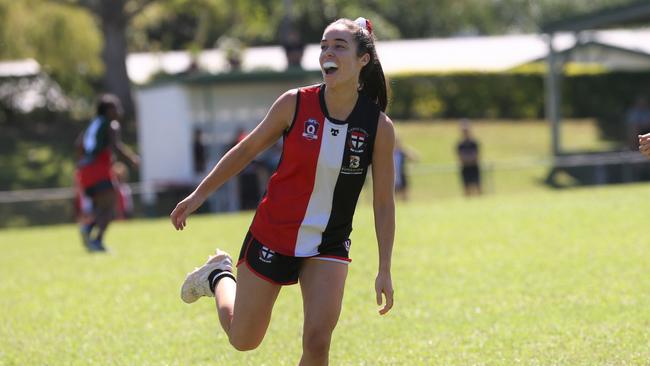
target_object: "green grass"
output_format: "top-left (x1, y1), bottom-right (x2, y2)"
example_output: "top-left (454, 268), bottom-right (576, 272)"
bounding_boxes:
top-left (392, 119), bottom-right (618, 200)
top-left (2, 183), bottom-right (650, 365)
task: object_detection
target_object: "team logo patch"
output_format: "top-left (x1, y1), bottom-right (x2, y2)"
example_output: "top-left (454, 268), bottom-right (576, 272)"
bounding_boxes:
top-left (302, 118), bottom-right (320, 140)
top-left (344, 239), bottom-right (351, 252)
top-left (348, 128), bottom-right (369, 153)
top-left (349, 155), bottom-right (360, 169)
top-left (258, 246), bottom-right (275, 263)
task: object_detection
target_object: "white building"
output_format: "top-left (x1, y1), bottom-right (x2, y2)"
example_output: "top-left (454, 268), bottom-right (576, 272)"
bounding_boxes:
top-left (136, 70), bottom-right (321, 212)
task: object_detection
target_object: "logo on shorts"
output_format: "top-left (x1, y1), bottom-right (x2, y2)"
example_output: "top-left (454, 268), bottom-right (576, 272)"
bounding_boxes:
top-left (259, 246), bottom-right (275, 263)
top-left (302, 119), bottom-right (320, 140)
top-left (348, 128), bottom-right (369, 153)
top-left (344, 239), bottom-right (351, 252)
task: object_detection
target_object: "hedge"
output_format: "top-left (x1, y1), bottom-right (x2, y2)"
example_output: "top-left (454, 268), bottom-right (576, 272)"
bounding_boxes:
top-left (388, 71), bottom-right (650, 141)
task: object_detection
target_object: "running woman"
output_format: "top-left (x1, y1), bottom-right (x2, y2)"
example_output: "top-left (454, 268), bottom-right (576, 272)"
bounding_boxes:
top-left (76, 94), bottom-right (139, 252)
top-left (171, 17), bottom-right (395, 365)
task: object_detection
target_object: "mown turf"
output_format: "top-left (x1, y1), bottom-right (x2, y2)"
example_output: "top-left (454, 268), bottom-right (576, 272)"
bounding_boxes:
top-left (393, 119), bottom-right (618, 200)
top-left (2, 183), bottom-right (650, 365)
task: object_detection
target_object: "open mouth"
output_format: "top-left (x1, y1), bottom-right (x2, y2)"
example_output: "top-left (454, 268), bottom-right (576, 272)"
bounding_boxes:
top-left (323, 61), bottom-right (339, 75)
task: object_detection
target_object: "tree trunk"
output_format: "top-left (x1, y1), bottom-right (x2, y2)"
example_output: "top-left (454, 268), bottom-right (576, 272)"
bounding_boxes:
top-left (99, 0), bottom-right (135, 121)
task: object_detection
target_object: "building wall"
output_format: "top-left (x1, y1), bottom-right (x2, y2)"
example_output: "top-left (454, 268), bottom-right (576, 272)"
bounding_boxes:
top-left (135, 84), bottom-right (193, 205)
top-left (135, 76), bottom-right (321, 213)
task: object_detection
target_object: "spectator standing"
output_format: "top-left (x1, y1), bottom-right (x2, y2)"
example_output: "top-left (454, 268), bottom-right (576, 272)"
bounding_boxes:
top-left (626, 96), bottom-right (650, 150)
top-left (393, 136), bottom-right (418, 201)
top-left (457, 120), bottom-right (482, 197)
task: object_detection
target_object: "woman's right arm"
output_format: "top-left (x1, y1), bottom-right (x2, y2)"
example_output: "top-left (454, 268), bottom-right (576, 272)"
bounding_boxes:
top-left (171, 89), bottom-right (297, 230)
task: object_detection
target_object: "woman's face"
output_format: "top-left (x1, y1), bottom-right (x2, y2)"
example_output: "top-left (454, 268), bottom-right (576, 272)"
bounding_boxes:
top-left (319, 24), bottom-right (369, 88)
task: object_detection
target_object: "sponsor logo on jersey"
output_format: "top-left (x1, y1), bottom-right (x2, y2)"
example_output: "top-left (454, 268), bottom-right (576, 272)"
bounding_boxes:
top-left (341, 154), bottom-right (364, 175)
top-left (302, 119), bottom-right (320, 140)
top-left (348, 128), bottom-right (368, 153)
top-left (258, 246), bottom-right (275, 263)
top-left (349, 155), bottom-right (360, 169)
top-left (330, 128), bottom-right (339, 136)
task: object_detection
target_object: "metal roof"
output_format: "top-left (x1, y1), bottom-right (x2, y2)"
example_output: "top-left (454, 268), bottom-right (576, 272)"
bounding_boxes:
top-left (127, 29), bottom-right (650, 85)
top-left (542, 0), bottom-right (650, 33)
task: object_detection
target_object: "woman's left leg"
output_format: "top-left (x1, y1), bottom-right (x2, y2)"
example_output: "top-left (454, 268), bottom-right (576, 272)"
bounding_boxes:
top-left (298, 259), bottom-right (348, 366)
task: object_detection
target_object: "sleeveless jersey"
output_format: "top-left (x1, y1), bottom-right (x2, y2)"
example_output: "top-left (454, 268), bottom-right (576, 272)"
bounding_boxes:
top-left (77, 116), bottom-right (113, 189)
top-left (250, 84), bottom-right (380, 257)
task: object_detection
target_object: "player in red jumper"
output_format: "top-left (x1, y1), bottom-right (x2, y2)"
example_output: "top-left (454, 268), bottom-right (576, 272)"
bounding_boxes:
top-left (76, 94), bottom-right (139, 252)
top-left (171, 17), bottom-right (395, 365)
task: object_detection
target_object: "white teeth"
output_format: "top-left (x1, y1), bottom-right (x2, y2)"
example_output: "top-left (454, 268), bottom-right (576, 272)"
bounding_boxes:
top-left (323, 61), bottom-right (338, 69)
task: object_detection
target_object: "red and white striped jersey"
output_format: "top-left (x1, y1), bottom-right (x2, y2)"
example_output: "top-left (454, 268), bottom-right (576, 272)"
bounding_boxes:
top-left (250, 84), bottom-right (380, 257)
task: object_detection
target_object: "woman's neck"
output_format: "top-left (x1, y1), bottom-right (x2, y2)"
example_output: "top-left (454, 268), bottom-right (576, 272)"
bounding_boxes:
top-left (324, 82), bottom-right (359, 121)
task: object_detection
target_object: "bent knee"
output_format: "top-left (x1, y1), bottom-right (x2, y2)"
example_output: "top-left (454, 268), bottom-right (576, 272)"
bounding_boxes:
top-left (229, 334), bottom-right (263, 352)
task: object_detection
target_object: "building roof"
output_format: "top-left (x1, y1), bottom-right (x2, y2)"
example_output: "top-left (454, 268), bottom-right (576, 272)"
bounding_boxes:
top-left (542, 0), bottom-right (650, 33)
top-left (127, 28), bottom-right (650, 85)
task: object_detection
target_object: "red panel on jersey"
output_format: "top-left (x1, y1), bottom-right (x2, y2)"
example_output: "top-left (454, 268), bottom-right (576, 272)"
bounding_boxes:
top-left (250, 86), bottom-right (325, 255)
top-left (78, 149), bottom-right (113, 189)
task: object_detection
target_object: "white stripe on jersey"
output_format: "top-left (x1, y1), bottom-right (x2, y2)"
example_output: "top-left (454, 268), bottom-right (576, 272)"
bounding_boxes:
top-left (83, 117), bottom-right (103, 153)
top-left (295, 119), bottom-right (348, 256)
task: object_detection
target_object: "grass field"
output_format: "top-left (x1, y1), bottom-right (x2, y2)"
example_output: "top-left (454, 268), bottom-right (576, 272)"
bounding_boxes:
top-left (2, 182), bottom-right (650, 365)
top-left (392, 119), bottom-right (618, 200)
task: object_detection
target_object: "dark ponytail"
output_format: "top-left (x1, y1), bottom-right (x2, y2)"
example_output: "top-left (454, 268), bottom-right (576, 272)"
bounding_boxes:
top-left (332, 18), bottom-right (389, 112)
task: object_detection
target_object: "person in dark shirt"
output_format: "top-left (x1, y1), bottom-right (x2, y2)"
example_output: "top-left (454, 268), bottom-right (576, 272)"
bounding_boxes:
top-left (193, 129), bottom-right (207, 175)
top-left (393, 136), bottom-right (418, 201)
top-left (75, 94), bottom-right (139, 252)
top-left (626, 96), bottom-right (650, 150)
top-left (457, 120), bottom-right (481, 196)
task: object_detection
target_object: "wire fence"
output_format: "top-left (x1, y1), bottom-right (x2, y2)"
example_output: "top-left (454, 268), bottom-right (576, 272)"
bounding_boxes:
top-left (1, 151), bottom-right (649, 227)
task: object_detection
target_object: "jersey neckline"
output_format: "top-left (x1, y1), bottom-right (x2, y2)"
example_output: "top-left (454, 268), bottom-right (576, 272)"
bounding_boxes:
top-left (318, 84), bottom-right (360, 126)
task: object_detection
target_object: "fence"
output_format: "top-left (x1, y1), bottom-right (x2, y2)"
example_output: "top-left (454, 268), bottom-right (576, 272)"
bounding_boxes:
top-left (1, 152), bottom-right (649, 227)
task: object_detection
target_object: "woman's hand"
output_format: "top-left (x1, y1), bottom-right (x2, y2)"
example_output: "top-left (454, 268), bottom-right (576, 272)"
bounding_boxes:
top-left (170, 192), bottom-right (205, 231)
top-left (375, 270), bottom-right (394, 315)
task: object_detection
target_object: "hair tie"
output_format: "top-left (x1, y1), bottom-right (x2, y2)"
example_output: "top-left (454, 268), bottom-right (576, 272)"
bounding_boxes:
top-left (354, 17), bottom-right (373, 35)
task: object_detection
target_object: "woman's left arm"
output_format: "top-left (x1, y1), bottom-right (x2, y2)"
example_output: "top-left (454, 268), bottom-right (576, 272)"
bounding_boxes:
top-left (372, 112), bottom-right (396, 315)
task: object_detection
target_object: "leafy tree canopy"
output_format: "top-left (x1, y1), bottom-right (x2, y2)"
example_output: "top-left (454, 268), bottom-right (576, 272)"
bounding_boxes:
top-left (0, 0), bottom-right (102, 98)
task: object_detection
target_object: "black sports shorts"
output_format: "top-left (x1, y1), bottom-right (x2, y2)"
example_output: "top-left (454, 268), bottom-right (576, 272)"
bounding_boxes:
top-left (237, 231), bottom-right (351, 285)
top-left (461, 165), bottom-right (481, 185)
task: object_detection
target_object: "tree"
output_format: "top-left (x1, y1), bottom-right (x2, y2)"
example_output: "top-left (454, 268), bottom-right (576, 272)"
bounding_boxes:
top-left (58, 0), bottom-right (157, 120)
top-left (0, 0), bottom-right (102, 100)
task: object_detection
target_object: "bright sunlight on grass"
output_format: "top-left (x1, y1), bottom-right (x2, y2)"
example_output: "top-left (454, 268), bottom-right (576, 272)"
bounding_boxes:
top-left (2, 182), bottom-right (650, 365)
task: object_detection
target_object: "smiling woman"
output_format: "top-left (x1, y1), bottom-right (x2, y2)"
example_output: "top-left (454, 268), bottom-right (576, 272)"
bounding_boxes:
top-left (170, 17), bottom-right (396, 365)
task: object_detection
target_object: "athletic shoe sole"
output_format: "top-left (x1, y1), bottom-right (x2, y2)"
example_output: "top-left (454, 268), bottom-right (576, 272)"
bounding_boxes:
top-left (180, 249), bottom-right (233, 304)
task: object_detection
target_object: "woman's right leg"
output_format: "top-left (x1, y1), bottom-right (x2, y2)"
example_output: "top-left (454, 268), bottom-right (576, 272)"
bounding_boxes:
top-left (215, 263), bottom-right (281, 351)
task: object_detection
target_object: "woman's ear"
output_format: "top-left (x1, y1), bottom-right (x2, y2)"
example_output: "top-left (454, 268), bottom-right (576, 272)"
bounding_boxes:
top-left (359, 53), bottom-right (370, 67)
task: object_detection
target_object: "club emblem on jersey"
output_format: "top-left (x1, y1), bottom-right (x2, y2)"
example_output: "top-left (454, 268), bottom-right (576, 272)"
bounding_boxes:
top-left (348, 128), bottom-right (369, 153)
top-left (349, 155), bottom-right (360, 169)
top-left (344, 239), bottom-right (351, 252)
top-left (259, 246), bottom-right (275, 263)
top-left (302, 118), bottom-right (320, 140)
